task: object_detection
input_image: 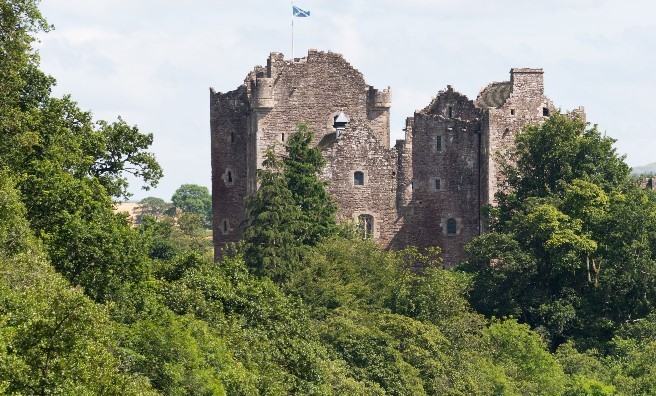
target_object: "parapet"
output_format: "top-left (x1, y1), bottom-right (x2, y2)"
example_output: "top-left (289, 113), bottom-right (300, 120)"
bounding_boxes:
top-left (368, 86), bottom-right (392, 109)
top-left (251, 77), bottom-right (275, 110)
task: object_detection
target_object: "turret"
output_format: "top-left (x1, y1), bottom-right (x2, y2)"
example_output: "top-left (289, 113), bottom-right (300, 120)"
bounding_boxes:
top-left (368, 86), bottom-right (391, 109)
top-left (251, 77), bottom-right (275, 110)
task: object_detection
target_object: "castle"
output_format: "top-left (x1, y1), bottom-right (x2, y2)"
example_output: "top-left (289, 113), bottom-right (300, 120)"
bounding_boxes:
top-left (210, 50), bottom-right (585, 266)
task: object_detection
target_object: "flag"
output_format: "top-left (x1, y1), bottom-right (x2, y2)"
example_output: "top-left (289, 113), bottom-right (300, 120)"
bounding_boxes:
top-left (293, 5), bottom-right (310, 17)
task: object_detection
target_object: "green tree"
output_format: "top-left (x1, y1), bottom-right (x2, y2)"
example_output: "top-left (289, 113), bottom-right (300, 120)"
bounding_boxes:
top-left (171, 183), bottom-right (212, 228)
top-left (462, 113), bottom-right (656, 346)
top-left (243, 149), bottom-right (304, 281)
top-left (137, 196), bottom-right (171, 223)
top-left (284, 123), bottom-right (338, 245)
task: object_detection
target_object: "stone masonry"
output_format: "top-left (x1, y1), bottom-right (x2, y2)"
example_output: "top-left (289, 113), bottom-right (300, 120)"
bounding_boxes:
top-left (210, 50), bottom-right (584, 267)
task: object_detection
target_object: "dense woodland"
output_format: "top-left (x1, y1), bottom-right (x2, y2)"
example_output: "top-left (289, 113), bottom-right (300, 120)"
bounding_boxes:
top-left (3, 1), bottom-right (656, 394)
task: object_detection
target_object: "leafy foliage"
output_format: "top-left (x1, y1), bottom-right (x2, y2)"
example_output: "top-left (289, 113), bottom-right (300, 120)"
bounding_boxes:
top-left (4, 1), bottom-right (656, 394)
top-left (463, 112), bottom-right (656, 348)
top-left (170, 183), bottom-right (212, 228)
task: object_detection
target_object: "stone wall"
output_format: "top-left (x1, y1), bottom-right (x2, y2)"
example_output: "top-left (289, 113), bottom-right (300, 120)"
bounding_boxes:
top-left (320, 120), bottom-right (399, 245)
top-left (400, 87), bottom-right (483, 265)
top-left (477, 69), bottom-right (555, 204)
top-left (210, 85), bottom-right (250, 252)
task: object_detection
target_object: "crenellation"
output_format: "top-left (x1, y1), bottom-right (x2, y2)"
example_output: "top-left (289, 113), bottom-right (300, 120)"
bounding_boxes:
top-left (211, 50), bottom-right (582, 266)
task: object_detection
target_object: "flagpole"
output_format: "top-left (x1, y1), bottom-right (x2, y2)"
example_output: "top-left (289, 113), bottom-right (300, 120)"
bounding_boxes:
top-left (291, 2), bottom-right (294, 59)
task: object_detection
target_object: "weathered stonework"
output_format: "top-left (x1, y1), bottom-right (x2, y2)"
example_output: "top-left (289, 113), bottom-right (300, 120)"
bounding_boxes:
top-left (210, 50), bottom-right (584, 267)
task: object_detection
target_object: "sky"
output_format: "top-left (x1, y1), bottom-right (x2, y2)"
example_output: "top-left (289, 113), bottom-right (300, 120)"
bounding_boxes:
top-left (36, 0), bottom-right (656, 201)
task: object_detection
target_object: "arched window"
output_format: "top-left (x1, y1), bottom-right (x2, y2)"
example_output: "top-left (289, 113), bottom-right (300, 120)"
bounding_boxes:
top-left (446, 218), bottom-right (457, 235)
top-left (354, 171), bottom-right (365, 186)
top-left (358, 214), bottom-right (374, 239)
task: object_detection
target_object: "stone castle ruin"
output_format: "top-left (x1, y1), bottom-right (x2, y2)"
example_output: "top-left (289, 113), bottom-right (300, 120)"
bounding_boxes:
top-left (210, 49), bottom-right (585, 266)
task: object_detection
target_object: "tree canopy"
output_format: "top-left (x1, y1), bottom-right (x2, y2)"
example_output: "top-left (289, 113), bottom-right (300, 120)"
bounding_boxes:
top-left (3, 1), bottom-right (656, 394)
top-left (462, 113), bottom-right (656, 347)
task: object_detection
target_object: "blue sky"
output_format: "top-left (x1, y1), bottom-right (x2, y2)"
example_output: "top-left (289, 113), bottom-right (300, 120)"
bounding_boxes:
top-left (36, 0), bottom-right (656, 201)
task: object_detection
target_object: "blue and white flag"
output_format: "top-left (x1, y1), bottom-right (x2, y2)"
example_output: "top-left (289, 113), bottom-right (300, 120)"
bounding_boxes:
top-left (293, 5), bottom-right (310, 17)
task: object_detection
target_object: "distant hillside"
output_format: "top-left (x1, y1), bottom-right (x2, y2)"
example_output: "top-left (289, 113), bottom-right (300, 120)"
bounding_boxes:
top-left (632, 162), bottom-right (656, 176)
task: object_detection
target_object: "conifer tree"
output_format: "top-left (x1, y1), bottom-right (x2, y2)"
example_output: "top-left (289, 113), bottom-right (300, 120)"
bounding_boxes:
top-left (283, 123), bottom-right (338, 245)
top-left (243, 148), bottom-right (304, 281)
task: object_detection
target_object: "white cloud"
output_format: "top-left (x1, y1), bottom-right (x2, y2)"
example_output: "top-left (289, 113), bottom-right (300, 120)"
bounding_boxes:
top-left (34, 0), bottom-right (656, 200)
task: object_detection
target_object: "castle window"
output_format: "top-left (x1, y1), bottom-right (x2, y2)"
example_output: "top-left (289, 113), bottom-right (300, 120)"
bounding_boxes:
top-left (231, 131), bottom-right (235, 143)
top-left (354, 171), bottom-right (365, 186)
top-left (446, 218), bottom-right (457, 235)
top-left (333, 111), bottom-right (349, 134)
top-left (436, 135), bottom-right (442, 152)
top-left (434, 178), bottom-right (441, 191)
top-left (448, 106), bottom-right (453, 118)
top-left (281, 133), bottom-right (285, 142)
top-left (543, 107), bottom-right (550, 116)
top-left (223, 169), bottom-right (235, 186)
top-left (358, 214), bottom-right (374, 239)
top-left (510, 109), bottom-right (515, 116)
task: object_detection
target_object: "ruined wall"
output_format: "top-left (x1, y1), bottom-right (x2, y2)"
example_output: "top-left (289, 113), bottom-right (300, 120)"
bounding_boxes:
top-left (400, 87), bottom-right (483, 265)
top-left (320, 120), bottom-right (399, 245)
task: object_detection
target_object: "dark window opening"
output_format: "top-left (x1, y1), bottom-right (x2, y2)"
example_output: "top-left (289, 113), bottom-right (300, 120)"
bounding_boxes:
top-left (223, 220), bottom-right (228, 233)
top-left (282, 133), bottom-right (285, 142)
top-left (446, 218), bottom-right (457, 235)
top-left (358, 214), bottom-right (374, 239)
top-left (435, 179), bottom-right (441, 190)
top-left (510, 109), bottom-right (515, 116)
top-left (543, 107), bottom-right (550, 116)
top-left (436, 135), bottom-right (442, 152)
top-left (448, 106), bottom-right (453, 118)
top-left (231, 131), bottom-right (235, 143)
top-left (227, 171), bottom-right (233, 183)
top-left (354, 171), bottom-right (365, 186)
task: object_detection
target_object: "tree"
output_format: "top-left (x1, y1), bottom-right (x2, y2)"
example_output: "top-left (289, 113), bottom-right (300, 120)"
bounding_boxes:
top-left (243, 148), bottom-right (304, 281)
top-left (462, 113), bottom-right (656, 346)
top-left (137, 196), bottom-right (171, 223)
top-left (283, 123), bottom-right (338, 245)
top-left (171, 184), bottom-right (212, 228)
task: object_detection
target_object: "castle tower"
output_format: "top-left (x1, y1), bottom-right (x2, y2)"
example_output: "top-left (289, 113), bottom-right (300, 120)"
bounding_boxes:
top-left (477, 68), bottom-right (555, 204)
top-left (210, 50), bottom-right (395, 258)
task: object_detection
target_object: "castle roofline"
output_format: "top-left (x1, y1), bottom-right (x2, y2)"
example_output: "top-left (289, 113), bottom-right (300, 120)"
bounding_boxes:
top-left (475, 81), bottom-right (511, 109)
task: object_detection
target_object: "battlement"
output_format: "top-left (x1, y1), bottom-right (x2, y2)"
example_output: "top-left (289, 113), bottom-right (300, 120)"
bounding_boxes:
top-left (368, 86), bottom-right (392, 109)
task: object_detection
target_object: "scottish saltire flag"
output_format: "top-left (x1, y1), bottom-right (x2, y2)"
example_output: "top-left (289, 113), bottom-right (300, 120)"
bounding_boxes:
top-left (293, 5), bottom-right (310, 17)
